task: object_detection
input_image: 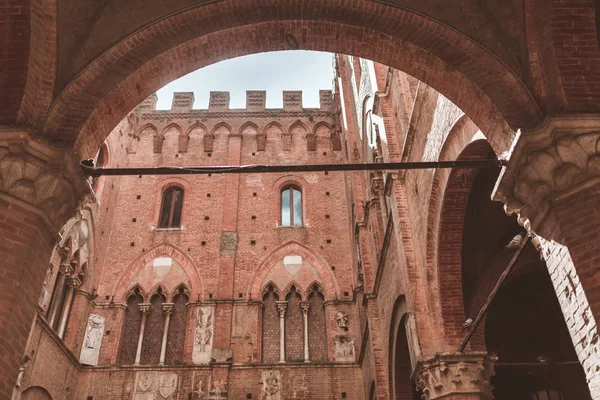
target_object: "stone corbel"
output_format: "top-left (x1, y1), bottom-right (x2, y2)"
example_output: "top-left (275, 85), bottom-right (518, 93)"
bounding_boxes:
top-left (414, 352), bottom-right (496, 400)
top-left (493, 116), bottom-right (600, 238)
top-left (0, 129), bottom-right (88, 233)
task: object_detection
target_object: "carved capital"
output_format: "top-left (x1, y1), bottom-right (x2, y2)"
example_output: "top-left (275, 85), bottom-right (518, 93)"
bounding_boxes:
top-left (494, 116), bottom-right (600, 237)
top-left (139, 303), bottom-right (151, 314)
top-left (414, 352), bottom-right (496, 400)
top-left (276, 301), bottom-right (287, 317)
top-left (0, 129), bottom-right (88, 232)
top-left (162, 303), bottom-right (174, 315)
top-left (300, 301), bottom-right (310, 314)
top-left (66, 276), bottom-right (82, 288)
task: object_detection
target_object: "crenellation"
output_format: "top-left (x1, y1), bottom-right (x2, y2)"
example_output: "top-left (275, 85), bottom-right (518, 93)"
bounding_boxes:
top-left (283, 90), bottom-right (303, 110)
top-left (209, 91), bottom-right (230, 111)
top-left (171, 92), bottom-right (195, 111)
top-left (139, 93), bottom-right (158, 111)
top-left (246, 90), bottom-right (266, 110)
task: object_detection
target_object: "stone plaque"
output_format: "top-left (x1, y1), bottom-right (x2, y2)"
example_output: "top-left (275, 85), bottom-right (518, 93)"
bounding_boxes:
top-left (333, 335), bottom-right (356, 362)
top-left (192, 306), bottom-right (215, 364)
top-left (220, 232), bottom-right (238, 256)
top-left (260, 370), bottom-right (281, 400)
top-left (79, 314), bottom-right (104, 366)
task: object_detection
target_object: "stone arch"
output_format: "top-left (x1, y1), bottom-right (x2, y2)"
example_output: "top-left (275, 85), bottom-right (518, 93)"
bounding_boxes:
top-left (185, 122), bottom-right (208, 137)
top-left (161, 122), bottom-right (183, 136)
top-left (42, 6), bottom-right (537, 158)
top-left (265, 121), bottom-right (284, 135)
top-left (289, 120), bottom-right (309, 135)
top-left (137, 123), bottom-right (159, 137)
top-left (261, 281), bottom-right (282, 299)
top-left (21, 386), bottom-right (53, 400)
top-left (169, 283), bottom-right (191, 302)
top-left (113, 243), bottom-right (203, 302)
top-left (249, 241), bottom-right (340, 301)
top-left (282, 280), bottom-right (305, 300)
top-left (146, 282), bottom-right (169, 302)
top-left (431, 138), bottom-right (497, 349)
top-left (125, 284), bottom-right (146, 301)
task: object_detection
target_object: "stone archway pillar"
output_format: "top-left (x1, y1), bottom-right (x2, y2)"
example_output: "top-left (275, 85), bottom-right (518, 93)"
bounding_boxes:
top-left (414, 352), bottom-right (496, 400)
top-left (494, 115), bottom-right (600, 397)
top-left (0, 129), bottom-right (88, 398)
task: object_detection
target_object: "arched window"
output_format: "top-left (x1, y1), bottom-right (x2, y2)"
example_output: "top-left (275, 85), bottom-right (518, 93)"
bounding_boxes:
top-left (285, 287), bottom-right (304, 362)
top-left (165, 288), bottom-right (188, 365)
top-left (281, 186), bottom-right (302, 227)
top-left (118, 290), bottom-right (143, 365)
top-left (159, 187), bottom-right (184, 228)
top-left (308, 288), bottom-right (328, 361)
top-left (141, 289), bottom-right (166, 365)
top-left (262, 286), bottom-right (280, 363)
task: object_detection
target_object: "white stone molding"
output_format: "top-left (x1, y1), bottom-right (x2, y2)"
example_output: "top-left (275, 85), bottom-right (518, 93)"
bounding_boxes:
top-left (414, 352), bottom-right (496, 400)
top-left (260, 370), bottom-right (282, 400)
top-left (134, 303), bottom-right (151, 365)
top-left (159, 303), bottom-right (174, 365)
top-left (192, 305), bottom-right (214, 365)
top-left (276, 301), bottom-right (287, 363)
top-left (301, 301), bottom-right (310, 362)
top-left (0, 129), bottom-right (88, 231)
top-left (494, 116), bottom-right (600, 237)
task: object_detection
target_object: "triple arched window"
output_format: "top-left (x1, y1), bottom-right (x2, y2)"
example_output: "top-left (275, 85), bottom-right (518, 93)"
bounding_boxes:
top-left (281, 185), bottom-right (302, 227)
top-left (118, 287), bottom-right (189, 365)
top-left (261, 285), bottom-right (327, 362)
top-left (159, 187), bottom-right (184, 228)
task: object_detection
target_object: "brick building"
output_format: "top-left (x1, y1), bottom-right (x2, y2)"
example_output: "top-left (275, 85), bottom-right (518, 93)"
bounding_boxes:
top-left (9, 54), bottom-right (596, 399)
top-left (2, 2), bottom-right (600, 398)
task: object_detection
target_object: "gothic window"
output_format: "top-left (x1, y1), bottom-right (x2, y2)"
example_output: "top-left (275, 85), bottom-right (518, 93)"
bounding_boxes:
top-left (281, 186), bottom-right (302, 227)
top-left (141, 289), bottom-right (166, 365)
top-left (262, 287), bottom-right (280, 362)
top-left (158, 187), bottom-right (184, 228)
top-left (165, 289), bottom-right (188, 365)
top-left (308, 288), bottom-right (328, 361)
top-left (118, 291), bottom-right (143, 365)
top-left (49, 275), bottom-right (70, 331)
top-left (285, 287), bottom-right (304, 362)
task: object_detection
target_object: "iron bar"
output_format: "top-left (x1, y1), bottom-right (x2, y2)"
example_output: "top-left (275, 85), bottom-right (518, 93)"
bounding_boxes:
top-left (81, 159), bottom-right (507, 177)
top-left (458, 234), bottom-right (530, 352)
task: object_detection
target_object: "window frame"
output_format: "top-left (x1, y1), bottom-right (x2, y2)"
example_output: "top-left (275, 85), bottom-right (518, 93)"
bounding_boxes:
top-left (158, 186), bottom-right (184, 229)
top-left (280, 185), bottom-right (303, 227)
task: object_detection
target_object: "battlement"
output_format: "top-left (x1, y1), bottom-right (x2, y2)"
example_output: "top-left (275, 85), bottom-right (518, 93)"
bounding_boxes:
top-left (140, 90), bottom-right (334, 113)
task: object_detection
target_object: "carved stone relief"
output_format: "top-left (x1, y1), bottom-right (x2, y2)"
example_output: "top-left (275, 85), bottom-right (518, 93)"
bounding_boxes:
top-left (404, 313), bottom-right (422, 371)
top-left (335, 311), bottom-right (348, 330)
top-left (79, 314), bottom-right (104, 366)
top-left (260, 370), bottom-right (281, 400)
top-left (333, 335), bottom-right (355, 362)
top-left (220, 232), bottom-right (238, 256)
top-left (192, 306), bottom-right (215, 364)
top-left (132, 372), bottom-right (179, 400)
top-left (288, 371), bottom-right (308, 399)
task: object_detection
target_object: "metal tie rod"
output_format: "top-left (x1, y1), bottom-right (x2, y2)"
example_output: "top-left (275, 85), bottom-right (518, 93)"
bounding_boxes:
top-left (81, 159), bottom-right (507, 177)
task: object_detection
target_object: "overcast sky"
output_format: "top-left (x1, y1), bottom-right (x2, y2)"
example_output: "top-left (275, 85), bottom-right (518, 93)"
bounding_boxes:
top-left (155, 51), bottom-right (335, 110)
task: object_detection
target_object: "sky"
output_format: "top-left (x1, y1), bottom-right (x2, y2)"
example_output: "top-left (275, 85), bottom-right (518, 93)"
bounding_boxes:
top-left (155, 51), bottom-right (335, 110)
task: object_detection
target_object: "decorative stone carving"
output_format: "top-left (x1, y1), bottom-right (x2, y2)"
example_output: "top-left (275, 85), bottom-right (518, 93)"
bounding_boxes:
top-left (0, 129), bottom-right (88, 230)
top-left (333, 335), bottom-right (355, 362)
top-left (192, 306), bottom-right (215, 364)
top-left (414, 352), bottom-right (496, 400)
top-left (79, 314), bottom-right (105, 365)
top-left (494, 117), bottom-right (600, 237)
top-left (158, 372), bottom-right (178, 399)
top-left (220, 232), bottom-right (238, 256)
top-left (207, 379), bottom-right (228, 400)
top-left (260, 370), bottom-right (282, 400)
top-left (132, 372), bottom-right (179, 400)
top-left (404, 313), bottom-right (422, 371)
top-left (335, 311), bottom-right (348, 330)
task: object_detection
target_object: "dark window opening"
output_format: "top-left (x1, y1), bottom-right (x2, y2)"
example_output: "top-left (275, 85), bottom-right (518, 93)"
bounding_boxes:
top-left (159, 187), bottom-right (184, 228)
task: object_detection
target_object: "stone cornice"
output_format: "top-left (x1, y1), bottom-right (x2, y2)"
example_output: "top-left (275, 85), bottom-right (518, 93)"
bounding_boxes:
top-left (414, 352), bottom-right (496, 400)
top-left (0, 128), bottom-right (89, 232)
top-left (494, 116), bottom-right (600, 236)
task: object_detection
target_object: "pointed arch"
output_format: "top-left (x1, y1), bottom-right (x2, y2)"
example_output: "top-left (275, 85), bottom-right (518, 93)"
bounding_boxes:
top-left (313, 121), bottom-right (333, 135)
top-left (113, 243), bottom-right (203, 302)
top-left (282, 280), bottom-right (305, 300)
top-left (170, 283), bottom-right (191, 302)
top-left (137, 123), bottom-right (159, 137)
top-left (125, 284), bottom-right (146, 302)
top-left (147, 282), bottom-right (169, 301)
top-left (211, 121), bottom-right (232, 135)
top-left (264, 121), bottom-right (284, 135)
top-left (161, 122), bottom-right (183, 136)
top-left (239, 121), bottom-right (260, 135)
top-left (249, 241), bottom-right (340, 301)
top-left (261, 281), bottom-right (282, 299)
top-left (186, 122), bottom-right (208, 136)
top-left (289, 120), bottom-right (309, 134)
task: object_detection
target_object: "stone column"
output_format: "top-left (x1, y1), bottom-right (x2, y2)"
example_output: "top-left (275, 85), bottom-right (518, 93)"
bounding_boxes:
top-left (57, 277), bottom-right (81, 338)
top-left (159, 303), bottom-right (174, 365)
top-left (276, 301), bottom-right (287, 363)
top-left (494, 116), bottom-right (600, 394)
top-left (301, 301), bottom-right (310, 362)
top-left (414, 352), bottom-right (496, 400)
top-left (0, 129), bottom-right (87, 398)
top-left (134, 303), bottom-right (151, 365)
top-left (47, 264), bottom-right (70, 328)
